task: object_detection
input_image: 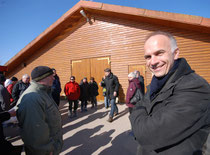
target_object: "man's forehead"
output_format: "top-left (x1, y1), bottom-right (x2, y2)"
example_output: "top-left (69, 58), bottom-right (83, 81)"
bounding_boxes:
top-left (145, 34), bottom-right (169, 45)
top-left (144, 35), bottom-right (171, 51)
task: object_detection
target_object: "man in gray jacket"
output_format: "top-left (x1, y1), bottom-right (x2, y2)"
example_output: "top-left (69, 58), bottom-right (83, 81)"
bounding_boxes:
top-left (129, 31), bottom-right (210, 155)
top-left (17, 66), bottom-right (63, 155)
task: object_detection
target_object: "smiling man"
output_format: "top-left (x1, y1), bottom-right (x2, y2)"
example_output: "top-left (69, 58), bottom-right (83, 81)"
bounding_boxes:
top-left (129, 31), bottom-right (210, 155)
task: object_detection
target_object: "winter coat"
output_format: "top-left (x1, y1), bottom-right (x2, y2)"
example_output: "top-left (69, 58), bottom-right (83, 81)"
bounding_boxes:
top-left (52, 75), bottom-right (62, 105)
top-left (0, 84), bottom-right (10, 112)
top-left (0, 111), bottom-right (10, 140)
top-left (138, 75), bottom-right (145, 95)
top-left (17, 81), bottom-right (63, 155)
top-left (129, 58), bottom-right (210, 155)
top-left (89, 81), bottom-right (99, 97)
top-left (126, 78), bottom-right (141, 107)
top-left (12, 80), bottom-right (30, 105)
top-left (79, 82), bottom-right (90, 101)
top-left (64, 81), bottom-right (80, 101)
top-left (6, 83), bottom-right (14, 103)
top-left (102, 73), bottom-right (119, 99)
top-left (0, 111), bottom-right (14, 154)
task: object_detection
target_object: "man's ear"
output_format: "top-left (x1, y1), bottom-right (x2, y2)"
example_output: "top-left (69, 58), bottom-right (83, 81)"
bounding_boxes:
top-left (174, 48), bottom-right (180, 60)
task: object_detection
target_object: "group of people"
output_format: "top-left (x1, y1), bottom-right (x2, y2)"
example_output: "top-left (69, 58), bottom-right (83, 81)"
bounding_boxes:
top-left (64, 76), bottom-right (99, 118)
top-left (0, 68), bottom-right (62, 154)
top-left (0, 31), bottom-right (210, 155)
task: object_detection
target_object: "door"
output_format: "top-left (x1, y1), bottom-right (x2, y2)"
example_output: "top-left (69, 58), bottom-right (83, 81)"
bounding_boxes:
top-left (72, 59), bottom-right (91, 84)
top-left (71, 57), bottom-right (110, 101)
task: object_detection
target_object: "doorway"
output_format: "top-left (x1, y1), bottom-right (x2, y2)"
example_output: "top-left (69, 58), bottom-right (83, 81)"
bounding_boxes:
top-left (71, 57), bottom-right (110, 101)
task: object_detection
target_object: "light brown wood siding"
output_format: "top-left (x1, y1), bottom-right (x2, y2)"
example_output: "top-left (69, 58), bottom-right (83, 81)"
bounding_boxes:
top-left (6, 14), bottom-right (210, 102)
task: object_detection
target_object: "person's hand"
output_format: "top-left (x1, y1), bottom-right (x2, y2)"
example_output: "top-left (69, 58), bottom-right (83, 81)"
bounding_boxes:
top-left (49, 152), bottom-right (53, 155)
top-left (113, 91), bottom-right (117, 97)
top-left (8, 109), bottom-right (16, 117)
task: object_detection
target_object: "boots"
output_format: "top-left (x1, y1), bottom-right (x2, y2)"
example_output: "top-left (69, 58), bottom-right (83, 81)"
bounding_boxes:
top-left (107, 117), bottom-right (113, 123)
top-left (68, 111), bottom-right (73, 118)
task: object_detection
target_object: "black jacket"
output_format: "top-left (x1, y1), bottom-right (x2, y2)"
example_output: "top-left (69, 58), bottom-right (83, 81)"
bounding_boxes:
top-left (12, 80), bottom-right (30, 105)
top-left (129, 58), bottom-right (210, 155)
top-left (52, 75), bottom-right (62, 105)
top-left (89, 81), bottom-right (99, 97)
top-left (103, 73), bottom-right (119, 99)
top-left (79, 82), bottom-right (90, 101)
top-left (0, 85), bottom-right (10, 112)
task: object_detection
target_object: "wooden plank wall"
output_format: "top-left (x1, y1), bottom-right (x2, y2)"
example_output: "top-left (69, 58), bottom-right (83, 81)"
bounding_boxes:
top-left (7, 14), bottom-right (210, 102)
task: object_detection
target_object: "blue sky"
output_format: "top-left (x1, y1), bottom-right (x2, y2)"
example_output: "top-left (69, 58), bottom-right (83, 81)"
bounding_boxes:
top-left (1, 0), bottom-right (210, 65)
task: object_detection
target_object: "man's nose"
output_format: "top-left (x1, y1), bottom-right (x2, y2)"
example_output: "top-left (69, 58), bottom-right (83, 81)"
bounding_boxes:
top-left (150, 56), bottom-right (158, 66)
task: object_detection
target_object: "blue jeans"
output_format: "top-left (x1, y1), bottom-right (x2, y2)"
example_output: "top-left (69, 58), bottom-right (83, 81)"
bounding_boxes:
top-left (109, 98), bottom-right (118, 118)
top-left (104, 96), bottom-right (109, 108)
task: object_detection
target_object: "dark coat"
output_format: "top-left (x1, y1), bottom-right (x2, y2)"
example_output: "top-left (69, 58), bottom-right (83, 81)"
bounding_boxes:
top-left (0, 111), bottom-right (14, 153)
top-left (126, 78), bottom-right (141, 107)
top-left (12, 80), bottom-right (30, 105)
top-left (52, 75), bottom-right (62, 105)
top-left (129, 58), bottom-right (210, 155)
top-left (0, 111), bottom-right (10, 140)
top-left (138, 75), bottom-right (145, 95)
top-left (89, 81), bottom-right (99, 97)
top-left (0, 84), bottom-right (10, 112)
top-left (103, 73), bottom-right (119, 99)
top-left (79, 82), bottom-right (90, 101)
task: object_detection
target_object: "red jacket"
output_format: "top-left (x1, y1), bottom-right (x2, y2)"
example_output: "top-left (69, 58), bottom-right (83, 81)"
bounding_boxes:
top-left (6, 83), bottom-right (14, 103)
top-left (64, 81), bottom-right (80, 100)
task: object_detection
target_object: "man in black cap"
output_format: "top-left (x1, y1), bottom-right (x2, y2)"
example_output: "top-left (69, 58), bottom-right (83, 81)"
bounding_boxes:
top-left (16, 66), bottom-right (63, 155)
top-left (102, 68), bottom-right (119, 122)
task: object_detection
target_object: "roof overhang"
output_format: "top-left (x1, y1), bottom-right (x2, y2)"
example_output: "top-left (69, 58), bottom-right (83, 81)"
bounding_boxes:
top-left (5, 0), bottom-right (210, 72)
top-left (0, 66), bottom-right (8, 72)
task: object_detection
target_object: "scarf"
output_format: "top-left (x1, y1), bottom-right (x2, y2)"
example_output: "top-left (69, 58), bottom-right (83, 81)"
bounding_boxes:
top-left (150, 59), bottom-right (180, 100)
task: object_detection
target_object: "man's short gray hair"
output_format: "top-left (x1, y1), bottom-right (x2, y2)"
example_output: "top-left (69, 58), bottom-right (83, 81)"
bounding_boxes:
top-left (128, 72), bottom-right (136, 78)
top-left (22, 74), bottom-right (30, 79)
top-left (145, 31), bottom-right (178, 53)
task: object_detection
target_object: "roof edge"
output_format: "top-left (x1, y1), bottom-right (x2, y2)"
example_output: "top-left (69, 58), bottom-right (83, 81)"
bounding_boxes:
top-left (5, 0), bottom-right (210, 68)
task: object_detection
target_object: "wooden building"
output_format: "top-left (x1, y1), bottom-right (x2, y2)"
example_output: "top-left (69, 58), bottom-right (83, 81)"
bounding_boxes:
top-left (5, 1), bottom-right (210, 102)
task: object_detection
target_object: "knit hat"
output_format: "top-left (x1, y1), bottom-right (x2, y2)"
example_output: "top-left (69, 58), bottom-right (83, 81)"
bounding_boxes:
top-left (31, 66), bottom-right (53, 82)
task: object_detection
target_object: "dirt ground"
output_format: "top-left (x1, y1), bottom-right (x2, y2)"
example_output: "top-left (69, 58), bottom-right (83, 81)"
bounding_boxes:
top-left (5, 100), bottom-right (138, 155)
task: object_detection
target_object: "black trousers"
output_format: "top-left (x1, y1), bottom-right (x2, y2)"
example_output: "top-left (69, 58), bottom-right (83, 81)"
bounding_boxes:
top-left (68, 100), bottom-right (78, 113)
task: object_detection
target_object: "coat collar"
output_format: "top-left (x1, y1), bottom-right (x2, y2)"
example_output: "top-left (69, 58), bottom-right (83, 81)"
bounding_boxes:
top-left (146, 58), bottom-right (194, 114)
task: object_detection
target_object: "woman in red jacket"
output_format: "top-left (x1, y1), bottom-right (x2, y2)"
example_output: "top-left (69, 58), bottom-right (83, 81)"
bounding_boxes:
top-left (64, 76), bottom-right (80, 118)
